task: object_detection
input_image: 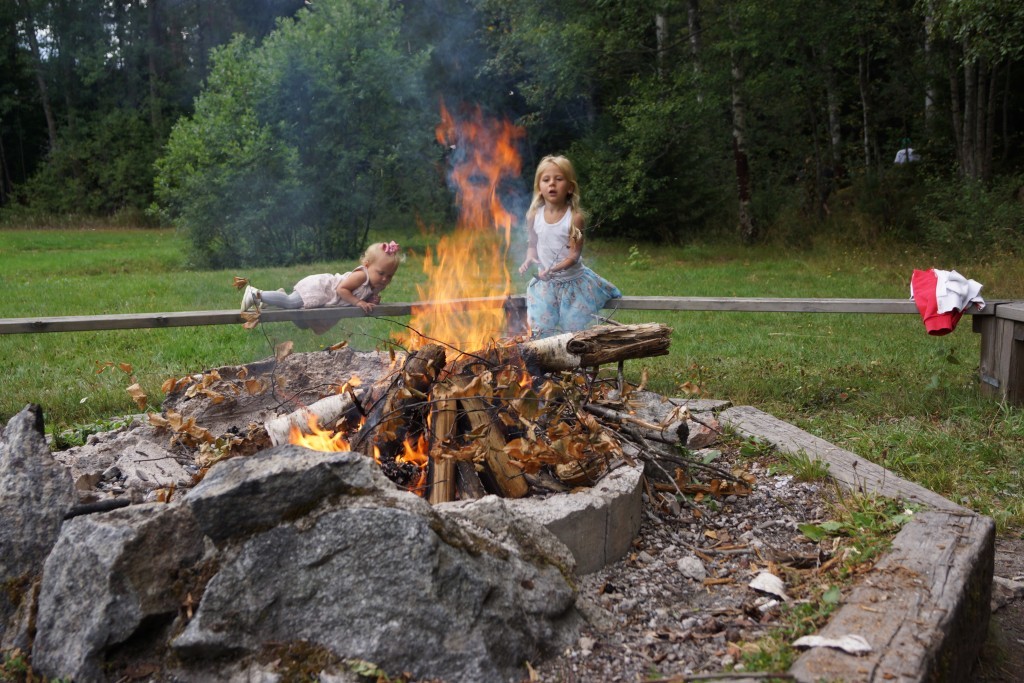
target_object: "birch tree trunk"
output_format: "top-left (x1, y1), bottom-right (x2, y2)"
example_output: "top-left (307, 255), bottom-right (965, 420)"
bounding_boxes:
top-left (726, 1), bottom-right (755, 242)
top-left (148, 0), bottom-right (164, 135)
top-left (824, 58), bottom-right (842, 165)
top-left (948, 46), bottom-right (964, 172)
top-left (731, 60), bottom-right (756, 243)
top-left (17, 0), bottom-right (59, 153)
top-left (655, 12), bottom-right (667, 79)
top-left (962, 52), bottom-right (978, 178)
top-left (687, 0), bottom-right (703, 102)
top-left (858, 45), bottom-right (873, 170)
top-left (923, 4), bottom-right (937, 133)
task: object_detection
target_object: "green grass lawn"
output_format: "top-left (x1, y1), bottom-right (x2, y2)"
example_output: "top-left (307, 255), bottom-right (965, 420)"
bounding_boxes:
top-left (1, 227), bottom-right (1022, 529)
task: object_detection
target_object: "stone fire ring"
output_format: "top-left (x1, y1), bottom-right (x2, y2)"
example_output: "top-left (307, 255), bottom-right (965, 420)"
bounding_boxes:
top-left (468, 400), bottom-right (993, 683)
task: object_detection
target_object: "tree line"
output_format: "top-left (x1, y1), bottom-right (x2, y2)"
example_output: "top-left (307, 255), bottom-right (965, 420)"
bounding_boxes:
top-left (3, 0), bottom-right (1023, 265)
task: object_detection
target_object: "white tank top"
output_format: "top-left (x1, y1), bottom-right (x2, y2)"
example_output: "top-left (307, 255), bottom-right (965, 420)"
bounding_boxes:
top-left (533, 207), bottom-right (583, 281)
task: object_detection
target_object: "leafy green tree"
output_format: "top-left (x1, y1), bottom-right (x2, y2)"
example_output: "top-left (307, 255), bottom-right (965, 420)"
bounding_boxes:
top-left (4, 0), bottom-right (306, 214)
top-left (154, 0), bottom-right (434, 267)
top-left (475, 0), bottom-right (726, 241)
top-left (927, 0), bottom-right (1024, 179)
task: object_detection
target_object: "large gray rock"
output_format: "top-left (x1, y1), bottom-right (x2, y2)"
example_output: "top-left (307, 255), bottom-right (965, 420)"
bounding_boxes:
top-left (32, 502), bottom-right (206, 681)
top-left (184, 446), bottom-right (397, 544)
top-left (0, 404), bottom-right (75, 651)
top-left (30, 445), bottom-right (580, 683)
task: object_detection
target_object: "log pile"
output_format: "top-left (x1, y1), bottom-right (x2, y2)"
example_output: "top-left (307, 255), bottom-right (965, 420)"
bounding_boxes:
top-left (268, 323), bottom-right (677, 502)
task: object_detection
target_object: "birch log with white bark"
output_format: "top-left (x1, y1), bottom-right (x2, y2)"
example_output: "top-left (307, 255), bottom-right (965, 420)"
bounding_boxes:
top-left (519, 323), bottom-right (672, 372)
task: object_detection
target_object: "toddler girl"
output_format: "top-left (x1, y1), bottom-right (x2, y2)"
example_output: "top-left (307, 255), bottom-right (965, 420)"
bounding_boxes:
top-left (241, 241), bottom-right (402, 332)
top-left (518, 155), bottom-right (620, 337)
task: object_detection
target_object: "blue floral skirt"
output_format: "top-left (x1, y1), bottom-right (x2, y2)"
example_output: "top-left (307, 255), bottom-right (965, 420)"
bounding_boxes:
top-left (526, 267), bottom-right (622, 338)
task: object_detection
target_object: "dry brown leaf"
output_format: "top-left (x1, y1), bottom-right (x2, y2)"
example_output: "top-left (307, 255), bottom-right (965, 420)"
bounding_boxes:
top-left (678, 381), bottom-right (702, 396)
top-left (154, 487), bottom-right (173, 503)
top-left (275, 340), bottom-right (294, 362)
top-left (244, 378), bottom-right (266, 395)
top-left (148, 413), bottom-right (169, 428)
top-left (126, 383), bottom-right (148, 410)
top-left (328, 340), bottom-right (349, 351)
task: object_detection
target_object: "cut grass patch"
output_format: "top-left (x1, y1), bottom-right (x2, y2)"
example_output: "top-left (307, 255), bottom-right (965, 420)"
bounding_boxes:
top-left (1, 228), bottom-right (1022, 528)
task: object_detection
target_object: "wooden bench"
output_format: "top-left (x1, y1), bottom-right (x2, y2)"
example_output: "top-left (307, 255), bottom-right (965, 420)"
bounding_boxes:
top-left (2, 296), bottom-right (1021, 405)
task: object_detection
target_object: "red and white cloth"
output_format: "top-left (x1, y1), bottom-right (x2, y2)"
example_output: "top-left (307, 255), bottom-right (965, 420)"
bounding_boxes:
top-left (910, 268), bottom-right (985, 335)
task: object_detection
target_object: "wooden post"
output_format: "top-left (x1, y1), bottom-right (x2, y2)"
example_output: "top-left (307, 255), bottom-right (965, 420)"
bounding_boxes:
top-left (974, 303), bottom-right (1024, 406)
top-left (427, 384), bottom-right (458, 504)
top-left (458, 395), bottom-right (529, 498)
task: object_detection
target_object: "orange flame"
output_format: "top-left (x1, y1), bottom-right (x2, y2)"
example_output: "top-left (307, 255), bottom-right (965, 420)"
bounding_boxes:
top-left (290, 415), bottom-right (429, 497)
top-left (289, 413), bottom-right (352, 451)
top-left (398, 434), bottom-right (429, 493)
top-left (399, 103), bottom-right (526, 353)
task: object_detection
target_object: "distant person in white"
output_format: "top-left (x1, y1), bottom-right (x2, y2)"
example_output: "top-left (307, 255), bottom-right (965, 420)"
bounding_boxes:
top-left (894, 147), bottom-right (920, 164)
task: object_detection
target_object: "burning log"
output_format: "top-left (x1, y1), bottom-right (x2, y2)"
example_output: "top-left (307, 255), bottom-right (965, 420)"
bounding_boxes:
top-left (264, 320), bottom-right (674, 504)
top-left (457, 394), bottom-right (529, 498)
top-left (518, 323), bottom-right (672, 372)
top-left (264, 389), bottom-right (362, 447)
top-left (352, 345), bottom-right (446, 489)
top-left (427, 384), bottom-right (458, 505)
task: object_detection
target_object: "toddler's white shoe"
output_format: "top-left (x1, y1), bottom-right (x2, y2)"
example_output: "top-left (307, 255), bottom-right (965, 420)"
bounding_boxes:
top-left (241, 285), bottom-right (260, 312)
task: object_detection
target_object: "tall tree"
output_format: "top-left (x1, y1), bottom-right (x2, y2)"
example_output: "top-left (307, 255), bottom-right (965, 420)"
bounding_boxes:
top-left (155, 0), bottom-right (435, 267)
top-left (929, 0), bottom-right (1024, 179)
top-left (725, 3), bottom-right (755, 242)
top-left (15, 0), bottom-right (59, 153)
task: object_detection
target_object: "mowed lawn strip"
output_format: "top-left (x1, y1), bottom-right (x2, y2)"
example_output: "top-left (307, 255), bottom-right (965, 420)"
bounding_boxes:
top-left (1, 228), bottom-right (1022, 528)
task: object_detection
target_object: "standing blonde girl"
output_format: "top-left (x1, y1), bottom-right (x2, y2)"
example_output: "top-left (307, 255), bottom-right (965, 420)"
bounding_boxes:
top-left (518, 156), bottom-right (620, 337)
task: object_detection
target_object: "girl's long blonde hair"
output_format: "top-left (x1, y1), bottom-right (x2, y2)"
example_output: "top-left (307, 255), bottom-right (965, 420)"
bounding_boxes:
top-left (527, 155), bottom-right (587, 241)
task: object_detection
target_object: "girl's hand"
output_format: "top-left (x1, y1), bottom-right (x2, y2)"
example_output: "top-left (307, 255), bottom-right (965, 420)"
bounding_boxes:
top-left (518, 255), bottom-right (540, 275)
top-left (357, 300), bottom-right (374, 313)
top-left (537, 268), bottom-right (550, 281)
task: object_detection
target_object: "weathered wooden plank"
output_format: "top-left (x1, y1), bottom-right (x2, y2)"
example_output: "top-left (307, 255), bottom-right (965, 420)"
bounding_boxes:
top-left (1, 296), bottom-right (1001, 335)
top-left (718, 405), bottom-right (967, 512)
top-left (0, 298), bottom-right (510, 334)
top-left (1008, 320), bottom-right (1024, 406)
top-left (993, 301), bottom-right (1024, 323)
top-left (789, 511), bottom-right (994, 683)
top-left (607, 296), bottom-right (925, 314)
top-left (720, 404), bottom-right (995, 682)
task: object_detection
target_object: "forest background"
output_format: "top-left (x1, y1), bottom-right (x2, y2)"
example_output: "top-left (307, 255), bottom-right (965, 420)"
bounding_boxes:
top-left (2, 0), bottom-right (1024, 262)
top-left (1, 0), bottom-right (1022, 531)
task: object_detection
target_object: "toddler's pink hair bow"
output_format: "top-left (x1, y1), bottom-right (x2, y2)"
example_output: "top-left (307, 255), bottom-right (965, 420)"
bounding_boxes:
top-left (382, 241), bottom-right (400, 254)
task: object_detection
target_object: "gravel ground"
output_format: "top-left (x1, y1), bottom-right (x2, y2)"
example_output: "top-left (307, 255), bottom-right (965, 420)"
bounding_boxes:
top-left (532, 442), bottom-right (840, 682)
